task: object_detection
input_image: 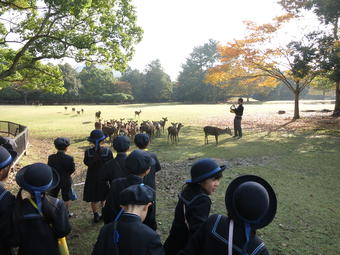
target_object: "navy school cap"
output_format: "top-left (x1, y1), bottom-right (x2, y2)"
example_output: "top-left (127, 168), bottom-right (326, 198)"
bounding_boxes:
top-left (54, 137), bottom-right (70, 150)
top-left (113, 136), bottom-right (130, 152)
top-left (125, 149), bottom-right (154, 175)
top-left (119, 184), bottom-right (155, 206)
top-left (134, 133), bottom-right (149, 148)
top-left (186, 158), bottom-right (226, 183)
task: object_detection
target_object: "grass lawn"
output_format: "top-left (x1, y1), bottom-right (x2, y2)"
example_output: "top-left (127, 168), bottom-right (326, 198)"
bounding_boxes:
top-left (1, 101), bottom-right (339, 255)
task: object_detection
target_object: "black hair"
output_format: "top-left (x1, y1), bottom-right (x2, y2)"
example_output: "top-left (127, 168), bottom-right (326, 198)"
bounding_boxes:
top-left (209, 171), bottom-right (223, 180)
top-left (238, 98), bottom-right (243, 103)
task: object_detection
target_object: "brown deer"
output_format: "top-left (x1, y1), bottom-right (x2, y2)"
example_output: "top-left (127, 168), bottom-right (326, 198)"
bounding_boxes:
top-left (168, 123), bottom-right (184, 144)
top-left (95, 111), bottom-right (101, 120)
top-left (203, 126), bottom-right (232, 145)
top-left (81, 108), bottom-right (84, 114)
top-left (64, 106), bottom-right (68, 111)
top-left (76, 111), bottom-right (80, 114)
top-left (159, 117), bottom-right (168, 133)
top-left (72, 107), bottom-right (76, 112)
top-left (135, 110), bottom-right (142, 118)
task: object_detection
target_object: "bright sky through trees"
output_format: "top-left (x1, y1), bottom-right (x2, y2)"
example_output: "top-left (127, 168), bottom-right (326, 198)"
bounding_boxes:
top-left (128, 0), bottom-right (320, 80)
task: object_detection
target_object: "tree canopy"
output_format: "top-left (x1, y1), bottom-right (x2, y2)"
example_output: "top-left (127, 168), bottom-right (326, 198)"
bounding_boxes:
top-left (0, 0), bottom-right (143, 84)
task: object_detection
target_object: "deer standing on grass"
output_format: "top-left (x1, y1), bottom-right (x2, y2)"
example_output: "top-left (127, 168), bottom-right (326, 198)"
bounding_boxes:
top-left (160, 117), bottom-right (168, 133)
top-left (64, 106), bottom-right (68, 111)
top-left (135, 110), bottom-right (142, 118)
top-left (168, 123), bottom-right (184, 144)
top-left (203, 126), bottom-right (232, 145)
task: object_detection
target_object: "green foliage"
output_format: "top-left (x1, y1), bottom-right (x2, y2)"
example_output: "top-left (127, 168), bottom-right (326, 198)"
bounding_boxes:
top-left (0, 0), bottom-right (143, 81)
top-left (142, 59), bottom-right (172, 102)
top-left (176, 39), bottom-right (228, 102)
top-left (78, 65), bottom-right (116, 101)
top-left (59, 63), bottom-right (82, 99)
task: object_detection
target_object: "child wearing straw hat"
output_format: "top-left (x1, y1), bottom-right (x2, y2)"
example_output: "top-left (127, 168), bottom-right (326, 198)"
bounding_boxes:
top-left (179, 175), bottom-right (277, 255)
top-left (12, 163), bottom-right (71, 255)
top-left (164, 158), bottom-right (226, 255)
top-left (0, 145), bottom-right (17, 255)
top-left (83, 129), bottom-right (113, 223)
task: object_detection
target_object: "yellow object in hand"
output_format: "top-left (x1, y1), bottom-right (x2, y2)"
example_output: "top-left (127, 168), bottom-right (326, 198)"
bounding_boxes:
top-left (58, 237), bottom-right (70, 255)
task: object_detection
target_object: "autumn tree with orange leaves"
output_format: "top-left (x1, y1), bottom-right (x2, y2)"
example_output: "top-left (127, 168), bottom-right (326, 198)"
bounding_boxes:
top-left (206, 14), bottom-right (320, 119)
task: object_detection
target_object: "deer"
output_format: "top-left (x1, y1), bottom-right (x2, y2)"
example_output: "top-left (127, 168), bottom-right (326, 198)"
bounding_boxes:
top-left (159, 117), bottom-right (168, 133)
top-left (203, 126), bottom-right (232, 145)
top-left (72, 107), bottom-right (76, 112)
top-left (64, 106), bottom-right (68, 111)
top-left (134, 110), bottom-right (142, 118)
top-left (168, 123), bottom-right (184, 144)
top-left (76, 110), bottom-right (80, 114)
top-left (95, 111), bottom-right (101, 120)
top-left (81, 108), bottom-right (84, 114)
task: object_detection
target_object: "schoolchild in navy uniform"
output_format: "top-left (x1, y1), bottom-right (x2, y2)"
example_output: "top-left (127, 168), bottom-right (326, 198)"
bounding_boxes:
top-left (102, 149), bottom-right (156, 230)
top-left (179, 175), bottom-right (277, 255)
top-left (48, 137), bottom-right (75, 216)
top-left (83, 129), bottom-right (113, 223)
top-left (112, 135), bottom-right (130, 175)
top-left (164, 158), bottom-right (226, 255)
top-left (134, 133), bottom-right (161, 230)
top-left (92, 184), bottom-right (164, 255)
top-left (0, 145), bottom-right (17, 255)
top-left (99, 136), bottom-right (130, 199)
top-left (0, 136), bottom-right (17, 152)
top-left (12, 163), bottom-right (71, 255)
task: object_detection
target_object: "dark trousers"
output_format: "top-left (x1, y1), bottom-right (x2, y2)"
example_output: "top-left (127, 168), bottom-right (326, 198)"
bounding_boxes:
top-left (234, 117), bottom-right (242, 137)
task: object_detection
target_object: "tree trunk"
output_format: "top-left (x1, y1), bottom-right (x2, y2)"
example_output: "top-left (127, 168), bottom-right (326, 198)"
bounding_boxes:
top-left (333, 81), bottom-right (340, 117)
top-left (293, 91), bottom-right (300, 119)
top-left (23, 93), bottom-right (28, 105)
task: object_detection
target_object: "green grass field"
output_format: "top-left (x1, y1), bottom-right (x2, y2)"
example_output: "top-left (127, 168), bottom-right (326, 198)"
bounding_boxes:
top-left (2, 102), bottom-right (339, 255)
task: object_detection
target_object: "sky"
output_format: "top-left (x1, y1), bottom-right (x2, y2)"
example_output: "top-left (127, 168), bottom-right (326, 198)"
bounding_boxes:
top-left (128, 0), bottom-right (287, 80)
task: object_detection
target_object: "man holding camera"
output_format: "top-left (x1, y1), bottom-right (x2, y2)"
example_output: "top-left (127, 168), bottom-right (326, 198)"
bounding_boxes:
top-left (230, 98), bottom-right (244, 139)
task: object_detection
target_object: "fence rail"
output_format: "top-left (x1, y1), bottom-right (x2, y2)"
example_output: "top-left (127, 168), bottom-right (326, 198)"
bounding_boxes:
top-left (0, 121), bottom-right (29, 164)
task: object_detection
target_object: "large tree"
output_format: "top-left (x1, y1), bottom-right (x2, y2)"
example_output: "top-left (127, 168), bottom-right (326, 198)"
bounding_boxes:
top-left (176, 39), bottom-right (226, 102)
top-left (59, 63), bottom-right (82, 101)
top-left (206, 15), bottom-right (319, 119)
top-left (78, 65), bottom-right (116, 102)
top-left (143, 59), bottom-right (172, 102)
top-left (120, 67), bottom-right (145, 102)
top-left (0, 0), bottom-right (143, 84)
top-left (279, 0), bottom-right (340, 115)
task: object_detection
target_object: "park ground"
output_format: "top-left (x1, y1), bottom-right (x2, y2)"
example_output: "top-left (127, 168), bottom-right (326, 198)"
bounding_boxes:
top-left (2, 101), bottom-right (340, 255)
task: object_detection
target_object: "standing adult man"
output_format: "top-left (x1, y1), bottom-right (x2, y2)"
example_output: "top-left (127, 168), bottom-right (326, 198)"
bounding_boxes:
top-left (231, 98), bottom-right (244, 138)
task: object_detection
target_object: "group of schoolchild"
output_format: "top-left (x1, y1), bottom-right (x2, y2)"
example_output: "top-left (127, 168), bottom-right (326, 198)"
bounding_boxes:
top-left (0, 128), bottom-right (277, 255)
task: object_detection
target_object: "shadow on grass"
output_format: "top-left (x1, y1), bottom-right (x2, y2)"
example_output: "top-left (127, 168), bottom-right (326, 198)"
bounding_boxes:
top-left (82, 121), bottom-right (92, 124)
top-left (265, 119), bottom-right (296, 137)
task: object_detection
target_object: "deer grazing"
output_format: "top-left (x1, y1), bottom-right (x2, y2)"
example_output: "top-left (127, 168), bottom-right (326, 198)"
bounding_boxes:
top-left (168, 123), bottom-right (184, 144)
top-left (134, 110), bottom-right (142, 118)
top-left (203, 126), bottom-right (232, 145)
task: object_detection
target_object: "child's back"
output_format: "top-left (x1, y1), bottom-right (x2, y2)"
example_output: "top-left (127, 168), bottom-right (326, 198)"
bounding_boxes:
top-left (13, 195), bottom-right (71, 255)
top-left (93, 212), bottom-right (163, 255)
